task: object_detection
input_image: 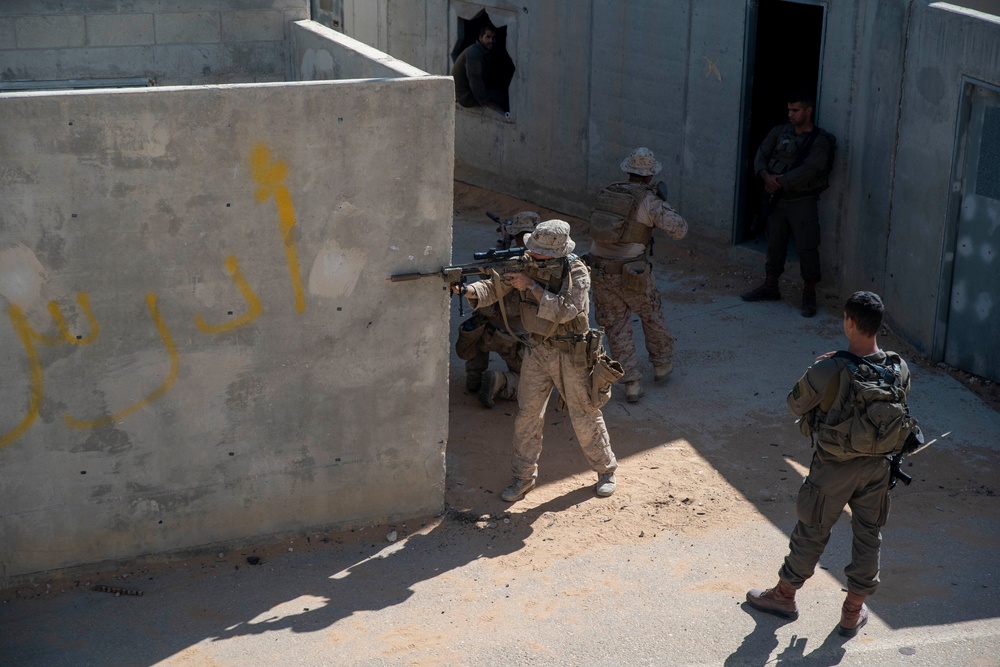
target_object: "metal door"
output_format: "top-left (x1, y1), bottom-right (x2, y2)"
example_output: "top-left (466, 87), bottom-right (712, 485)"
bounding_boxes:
top-left (945, 84), bottom-right (1000, 381)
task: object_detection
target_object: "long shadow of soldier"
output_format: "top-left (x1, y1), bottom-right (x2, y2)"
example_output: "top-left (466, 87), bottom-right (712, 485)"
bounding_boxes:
top-left (209, 486), bottom-right (595, 643)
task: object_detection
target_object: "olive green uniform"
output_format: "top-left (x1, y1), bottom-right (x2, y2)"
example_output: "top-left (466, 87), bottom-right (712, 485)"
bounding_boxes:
top-left (754, 123), bottom-right (834, 283)
top-left (781, 351), bottom-right (910, 596)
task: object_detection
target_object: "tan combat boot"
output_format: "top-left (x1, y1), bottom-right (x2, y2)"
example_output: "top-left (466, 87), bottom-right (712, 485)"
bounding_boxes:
top-left (625, 380), bottom-right (643, 403)
top-left (838, 591), bottom-right (869, 637)
top-left (746, 580), bottom-right (799, 620)
top-left (478, 370), bottom-right (505, 408)
top-left (653, 362), bottom-right (673, 382)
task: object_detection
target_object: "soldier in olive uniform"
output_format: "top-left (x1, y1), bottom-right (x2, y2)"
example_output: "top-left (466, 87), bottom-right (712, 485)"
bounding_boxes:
top-left (746, 291), bottom-right (911, 638)
top-left (454, 220), bottom-right (618, 501)
top-left (587, 147), bottom-right (689, 403)
top-left (742, 91), bottom-right (835, 318)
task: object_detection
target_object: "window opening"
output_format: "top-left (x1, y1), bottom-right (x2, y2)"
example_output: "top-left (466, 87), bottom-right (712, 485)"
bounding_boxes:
top-left (450, 9), bottom-right (515, 114)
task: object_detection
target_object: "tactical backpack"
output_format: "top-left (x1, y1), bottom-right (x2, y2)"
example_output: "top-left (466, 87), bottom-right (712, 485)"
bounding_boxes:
top-left (817, 351), bottom-right (918, 457)
top-left (588, 183), bottom-right (655, 245)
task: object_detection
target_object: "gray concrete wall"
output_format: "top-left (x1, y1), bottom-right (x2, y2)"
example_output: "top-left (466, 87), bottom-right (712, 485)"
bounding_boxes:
top-left (0, 0), bottom-right (309, 86)
top-left (353, 0), bottom-right (1000, 366)
top-left (292, 20), bottom-right (426, 80)
top-left (0, 70), bottom-right (455, 584)
top-left (883, 3), bottom-right (1000, 354)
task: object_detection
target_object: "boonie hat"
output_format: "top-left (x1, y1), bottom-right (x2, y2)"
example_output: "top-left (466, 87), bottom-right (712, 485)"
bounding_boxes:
top-left (508, 211), bottom-right (541, 236)
top-left (620, 147), bottom-right (662, 176)
top-left (525, 219), bottom-right (575, 258)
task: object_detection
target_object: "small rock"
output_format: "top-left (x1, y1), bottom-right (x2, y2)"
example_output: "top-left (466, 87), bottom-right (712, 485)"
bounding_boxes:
top-left (487, 521), bottom-right (497, 529)
top-left (246, 556), bottom-right (260, 565)
top-left (386, 531), bottom-right (398, 542)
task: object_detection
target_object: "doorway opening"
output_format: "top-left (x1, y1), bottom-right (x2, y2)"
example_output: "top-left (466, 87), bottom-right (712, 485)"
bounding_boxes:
top-left (736, 0), bottom-right (826, 244)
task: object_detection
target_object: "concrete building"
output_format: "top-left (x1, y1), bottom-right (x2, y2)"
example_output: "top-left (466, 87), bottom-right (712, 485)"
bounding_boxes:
top-left (326, 0), bottom-right (1000, 383)
top-left (0, 2), bottom-right (454, 585)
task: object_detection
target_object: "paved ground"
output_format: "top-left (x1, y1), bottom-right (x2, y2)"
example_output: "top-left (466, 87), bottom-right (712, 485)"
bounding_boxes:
top-left (2, 188), bottom-right (999, 666)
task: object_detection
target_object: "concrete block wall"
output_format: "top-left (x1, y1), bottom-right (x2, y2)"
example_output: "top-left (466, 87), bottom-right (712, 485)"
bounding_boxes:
top-left (0, 0), bottom-right (309, 86)
top-left (0, 28), bottom-right (455, 585)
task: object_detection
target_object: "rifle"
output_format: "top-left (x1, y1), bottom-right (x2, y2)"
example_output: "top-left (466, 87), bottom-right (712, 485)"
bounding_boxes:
top-left (389, 247), bottom-right (565, 316)
top-left (751, 127), bottom-right (821, 243)
top-left (486, 211), bottom-right (513, 250)
top-left (888, 427), bottom-right (930, 490)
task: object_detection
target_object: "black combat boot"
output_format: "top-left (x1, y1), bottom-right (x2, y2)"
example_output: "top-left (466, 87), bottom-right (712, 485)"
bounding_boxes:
top-left (801, 282), bottom-right (818, 318)
top-left (741, 273), bottom-right (781, 302)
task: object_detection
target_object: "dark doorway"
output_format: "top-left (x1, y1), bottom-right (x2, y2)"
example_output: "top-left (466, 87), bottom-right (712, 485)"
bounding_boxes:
top-left (736, 0), bottom-right (825, 243)
top-left (451, 9), bottom-right (516, 113)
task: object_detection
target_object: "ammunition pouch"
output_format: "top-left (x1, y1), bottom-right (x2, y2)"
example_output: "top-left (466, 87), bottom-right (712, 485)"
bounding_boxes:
top-left (621, 259), bottom-right (651, 297)
top-left (591, 353), bottom-right (625, 408)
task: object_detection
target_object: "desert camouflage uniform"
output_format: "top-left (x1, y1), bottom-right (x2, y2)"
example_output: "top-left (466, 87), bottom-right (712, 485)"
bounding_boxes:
top-left (466, 258), bottom-right (616, 481)
top-left (589, 187), bottom-right (688, 384)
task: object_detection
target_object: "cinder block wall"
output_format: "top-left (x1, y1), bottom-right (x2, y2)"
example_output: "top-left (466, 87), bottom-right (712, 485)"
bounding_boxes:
top-left (0, 26), bottom-right (454, 585)
top-left (0, 0), bottom-right (309, 85)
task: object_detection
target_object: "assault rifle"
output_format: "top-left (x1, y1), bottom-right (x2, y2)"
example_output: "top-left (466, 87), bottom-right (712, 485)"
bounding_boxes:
top-left (888, 428), bottom-right (929, 490)
top-left (389, 247), bottom-right (565, 315)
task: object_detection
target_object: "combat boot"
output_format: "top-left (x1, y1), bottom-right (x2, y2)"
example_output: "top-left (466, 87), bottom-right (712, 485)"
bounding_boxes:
top-left (801, 282), bottom-right (818, 318)
top-left (741, 273), bottom-right (782, 302)
top-left (838, 591), bottom-right (869, 637)
top-left (595, 472), bottom-right (616, 497)
top-left (478, 370), bottom-right (505, 408)
top-left (654, 362), bottom-right (673, 381)
top-left (625, 380), bottom-right (643, 403)
top-left (746, 580), bottom-right (799, 620)
top-left (501, 478), bottom-right (535, 502)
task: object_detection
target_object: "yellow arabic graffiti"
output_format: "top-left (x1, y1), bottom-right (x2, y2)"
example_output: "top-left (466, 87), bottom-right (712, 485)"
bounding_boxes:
top-left (194, 256), bottom-right (263, 334)
top-left (0, 305), bottom-right (45, 448)
top-left (1, 143), bottom-right (300, 448)
top-left (64, 293), bottom-right (179, 430)
top-left (251, 143), bottom-right (306, 313)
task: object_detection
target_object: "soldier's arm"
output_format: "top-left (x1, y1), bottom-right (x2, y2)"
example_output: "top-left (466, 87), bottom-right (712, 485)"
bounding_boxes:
top-left (787, 358), bottom-right (840, 416)
top-left (776, 133), bottom-right (832, 190)
top-left (754, 125), bottom-right (782, 177)
top-left (535, 261), bottom-right (590, 324)
top-left (641, 193), bottom-right (688, 240)
top-left (465, 274), bottom-right (507, 310)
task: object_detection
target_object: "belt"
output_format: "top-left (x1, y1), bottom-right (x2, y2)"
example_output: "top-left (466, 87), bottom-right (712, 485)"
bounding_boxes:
top-left (586, 255), bottom-right (645, 274)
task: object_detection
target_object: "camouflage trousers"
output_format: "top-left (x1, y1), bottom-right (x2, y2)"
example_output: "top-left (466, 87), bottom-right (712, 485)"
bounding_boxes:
top-left (465, 329), bottom-right (523, 394)
top-left (592, 268), bottom-right (675, 384)
top-left (779, 453), bottom-right (891, 596)
top-left (511, 342), bottom-right (617, 480)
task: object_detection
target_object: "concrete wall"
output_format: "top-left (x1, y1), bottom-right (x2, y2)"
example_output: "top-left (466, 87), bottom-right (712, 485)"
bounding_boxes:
top-left (292, 20), bottom-right (426, 80)
top-left (341, 0), bottom-right (1000, 369)
top-left (0, 0), bottom-right (309, 86)
top-left (0, 33), bottom-right (455, 584)
top-left (884, 2), bottom-right (1000, 356)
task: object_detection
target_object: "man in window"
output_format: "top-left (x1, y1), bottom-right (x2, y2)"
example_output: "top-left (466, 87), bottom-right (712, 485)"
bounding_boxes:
top-left (452, 25), bottom-right (508, 115)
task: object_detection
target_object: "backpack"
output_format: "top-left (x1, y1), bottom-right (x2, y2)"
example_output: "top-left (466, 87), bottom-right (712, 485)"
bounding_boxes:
top-left (588, 183), bottom-right (654, 244)
top-left (819, 351), bottom-right (917, 457)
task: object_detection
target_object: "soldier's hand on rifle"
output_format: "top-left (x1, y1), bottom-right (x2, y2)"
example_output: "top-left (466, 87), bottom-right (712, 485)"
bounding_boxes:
top-left (451, 283), bottom-right (473, 297)
top-left (762, 171), bottom-right (782, 194)
top-left (506, 272), bottom-right (534, 291)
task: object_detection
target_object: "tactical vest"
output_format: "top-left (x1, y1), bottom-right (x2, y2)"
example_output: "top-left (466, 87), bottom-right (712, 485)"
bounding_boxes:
top-left (514, 256), bottom-right (590, 338)
top-left (589, 183), bottom-right (656, 245)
